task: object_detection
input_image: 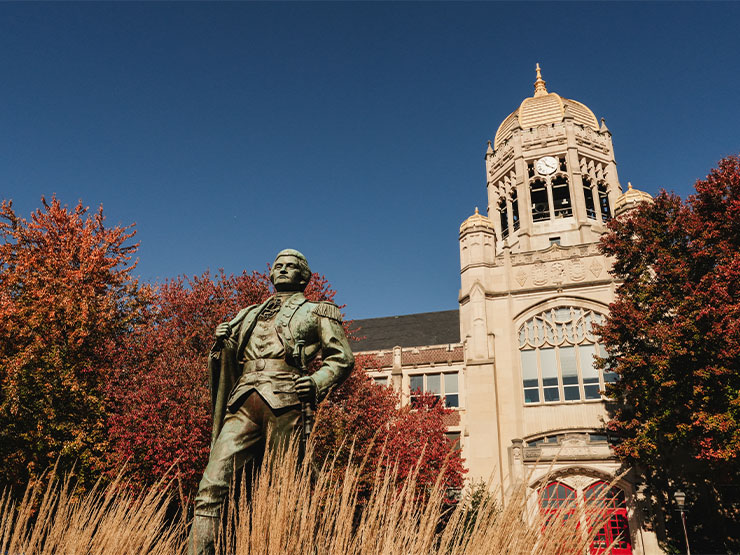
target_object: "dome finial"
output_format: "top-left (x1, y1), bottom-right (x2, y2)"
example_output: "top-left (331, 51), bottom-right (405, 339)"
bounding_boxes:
top-left (534, 62), bottom-right (548, 97)
top-left (474, 206), bottom-right (479, 215)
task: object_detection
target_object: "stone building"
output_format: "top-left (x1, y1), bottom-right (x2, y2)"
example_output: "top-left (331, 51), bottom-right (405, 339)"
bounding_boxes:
top-left (353, 66), bottom-right (660, 554)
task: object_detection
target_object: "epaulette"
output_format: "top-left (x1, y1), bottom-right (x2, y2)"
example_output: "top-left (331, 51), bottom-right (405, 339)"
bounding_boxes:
top-left (313, 301), bottom-right (343, 322)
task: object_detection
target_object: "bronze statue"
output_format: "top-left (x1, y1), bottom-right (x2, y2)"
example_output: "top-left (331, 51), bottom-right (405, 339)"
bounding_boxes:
top-left (188, 249), bottom-right (355, 555)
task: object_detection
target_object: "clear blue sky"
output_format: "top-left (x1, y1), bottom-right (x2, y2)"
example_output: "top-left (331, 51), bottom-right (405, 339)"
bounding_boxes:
top-left (1, 2), bottom-right (738, 319)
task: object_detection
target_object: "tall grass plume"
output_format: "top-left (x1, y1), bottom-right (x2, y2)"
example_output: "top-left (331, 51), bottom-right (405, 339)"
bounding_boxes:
top-left (1, 438), bottom-right (616, 553)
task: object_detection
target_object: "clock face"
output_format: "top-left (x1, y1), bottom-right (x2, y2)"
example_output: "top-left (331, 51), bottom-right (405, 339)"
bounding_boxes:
top-left (535, 156), bottom-right (559, 176)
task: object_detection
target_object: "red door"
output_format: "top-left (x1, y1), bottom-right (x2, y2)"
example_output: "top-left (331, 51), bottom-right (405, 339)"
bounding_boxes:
top-left (585, 481), bottom-right (632, 555)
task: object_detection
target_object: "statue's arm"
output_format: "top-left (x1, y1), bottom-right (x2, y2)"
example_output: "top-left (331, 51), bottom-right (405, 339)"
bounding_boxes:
top-left (208, 307), bottom-right (248, 445)
top-left (311, 313), bottom-right (355, 402)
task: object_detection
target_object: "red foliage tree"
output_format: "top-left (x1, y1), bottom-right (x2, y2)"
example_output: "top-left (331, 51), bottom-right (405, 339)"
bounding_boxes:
top-left (313, 358), bottom-right (466, 501)
top-left (599, 155), bottom-right (740, 551)
top-left (0, 196), bottom-right (149, 492)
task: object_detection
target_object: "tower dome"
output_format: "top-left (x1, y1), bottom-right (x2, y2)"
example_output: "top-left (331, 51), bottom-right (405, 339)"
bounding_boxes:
top-left (493, 64), bottom-right (600, 150)
top-left (460, 206), bottom-right (495, 235)
top-left (614, 182), bottom-right (653, 217)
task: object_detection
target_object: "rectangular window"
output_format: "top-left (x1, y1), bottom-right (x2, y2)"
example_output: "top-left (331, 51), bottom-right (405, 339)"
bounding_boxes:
top-left (409, 372), bottom-right (459, 408)
top-left (427, 373), bottom-right (441, 402)
top-left (410, 374), bottom-right (424, 406)
top-left (511, 191), bottom-right (520, 231)
top-left (598, 184), bottom-right (612, 221)
top-left (580, 344), bottom-right (601, 399)
top-left (531, 180), bottom-right (550, 222)
top-left (560, 346), bottom-right (580, 401)
top-left (373, 376), bottom-right (390, 387)
top-left (584, 184), bottom-right (597, 219)
top-left (599, 344), bottom-right (618, 384)
top-left (540, 348), bottom-right (560, 402)
top-left (444, 372), bottom-right (459, 408)
top-left (521, 349), bottom-right (540, 403)
top-left (445, 431), bottom-right (461, 451)
top-left (499, 199), bottom-right (509, 239)
top-left (551, 176), bottom-right (572, 218)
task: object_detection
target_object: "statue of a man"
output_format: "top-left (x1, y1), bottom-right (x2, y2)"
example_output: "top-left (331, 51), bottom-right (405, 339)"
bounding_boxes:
top-left (188, 249), bottom-right (355, 555)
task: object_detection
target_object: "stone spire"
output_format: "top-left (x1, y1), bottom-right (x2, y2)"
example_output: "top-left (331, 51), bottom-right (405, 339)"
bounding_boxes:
top-left (533, 63), bottom-right (548, 97)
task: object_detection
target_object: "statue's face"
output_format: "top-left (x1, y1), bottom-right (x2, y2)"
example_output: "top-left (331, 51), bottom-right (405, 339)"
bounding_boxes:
top-left (271, 255), bottom-right (306, 291)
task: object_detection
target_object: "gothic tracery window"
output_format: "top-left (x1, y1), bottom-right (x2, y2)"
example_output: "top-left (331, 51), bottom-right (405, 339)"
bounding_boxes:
top-left (518, 306), bottom-right (613, 404)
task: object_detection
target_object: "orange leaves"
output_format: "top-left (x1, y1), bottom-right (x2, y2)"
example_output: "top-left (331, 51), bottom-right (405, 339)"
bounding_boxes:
top-left (0, 196), bottom-right (149, 493)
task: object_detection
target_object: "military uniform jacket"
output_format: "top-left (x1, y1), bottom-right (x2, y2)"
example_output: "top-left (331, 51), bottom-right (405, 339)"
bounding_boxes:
top-left (208, 292), bottom-right (354, 445)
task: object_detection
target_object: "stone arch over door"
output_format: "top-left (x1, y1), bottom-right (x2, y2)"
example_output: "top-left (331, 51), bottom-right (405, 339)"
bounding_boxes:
top-left (529, 466), bottom-right (637, 555)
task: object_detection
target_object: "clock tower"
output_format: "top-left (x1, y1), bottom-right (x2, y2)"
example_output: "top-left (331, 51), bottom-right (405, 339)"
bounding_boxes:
top-left (457, 65), bottom-right (643, 508)
top-left (485, 63), bottom-right (621, 252)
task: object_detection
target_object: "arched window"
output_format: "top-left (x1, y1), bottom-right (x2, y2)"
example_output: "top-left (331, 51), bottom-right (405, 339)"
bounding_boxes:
top-left (585, 482), bottom-right (632, 555)
top-left (530, 179), bottom-right (550, 222)
top-left (511, 190), bottom-right (520, 231)
top-left (540, 481), bottom-right (576, 525)
top-left (551, 175), bottom-right (572, 218)
top-left (583, 177), bottom-right (597, 220)
top-left (499, 197), bottom-right (509, 239)
top-left (518, 306), bottom-right (614, 404)
top-left (598, 183), bottom-right (611, 221)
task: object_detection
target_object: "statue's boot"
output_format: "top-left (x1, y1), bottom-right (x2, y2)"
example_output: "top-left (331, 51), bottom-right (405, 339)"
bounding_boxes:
top-left (187, 514), bottom-right (218, 555)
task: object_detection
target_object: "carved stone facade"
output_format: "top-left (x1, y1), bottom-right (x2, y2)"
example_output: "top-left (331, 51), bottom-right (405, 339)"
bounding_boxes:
top-left (457, 66), bottom-right (657, 554)
top-left (354, 67), bottom-right (657, 553)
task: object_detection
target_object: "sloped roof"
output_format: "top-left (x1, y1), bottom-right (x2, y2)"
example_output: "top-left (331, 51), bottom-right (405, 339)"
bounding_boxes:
top-left (351, 310), bottom-right (460, 352)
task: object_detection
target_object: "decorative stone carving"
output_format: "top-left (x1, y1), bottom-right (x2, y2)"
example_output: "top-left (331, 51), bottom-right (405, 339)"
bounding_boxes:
top-left (533, 262), bottom-right (548, 286)
top-left (551, 262), bottom-right (566, 285)
top-left (590, 260), bottom-right (602, 277)
top-left (569, 257), bottom-right (585, 281)
top-left (516, 269), bottom-right (528, 286)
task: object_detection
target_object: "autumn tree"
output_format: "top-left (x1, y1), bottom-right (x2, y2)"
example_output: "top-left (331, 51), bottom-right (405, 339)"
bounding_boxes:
top-left (313, 359), bottom-right (466, 502)
top-left (599, 155), bottom-right (740, 551)
top-left (0, 196), bottom-right (150, 492)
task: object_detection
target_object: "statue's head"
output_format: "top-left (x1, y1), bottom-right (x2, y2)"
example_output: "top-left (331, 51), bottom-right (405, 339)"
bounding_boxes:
top-left (270, 249), bottom-right (312, 292)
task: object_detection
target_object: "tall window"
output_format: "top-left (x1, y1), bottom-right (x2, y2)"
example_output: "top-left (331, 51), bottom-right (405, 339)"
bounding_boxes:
top-left (530, 179), bottom-right (550, 222)
top-left (499, 197), bottom-right (509, 239)
top-left (585, 482), bottom-right (632, 555)
top-left (583, 177), bottom-right (597, 220)
top-left (409, 372), bottom-right (459, 408)
top-left (511, 190), bottom-right (520, 231)
top-left (551, 175), bottom-right (572, 218)
top-left (598, 183), bottom-right (611, 221)
top-left (518, 306), bottom-right (614, 404)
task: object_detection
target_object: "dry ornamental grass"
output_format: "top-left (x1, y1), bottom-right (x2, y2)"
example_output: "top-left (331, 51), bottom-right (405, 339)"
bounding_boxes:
top-left (1, 439), bottom-right (616, 554)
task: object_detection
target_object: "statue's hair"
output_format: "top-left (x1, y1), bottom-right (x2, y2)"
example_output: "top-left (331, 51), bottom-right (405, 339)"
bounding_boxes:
top-left (272, 249), bottom-right (312, 287)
